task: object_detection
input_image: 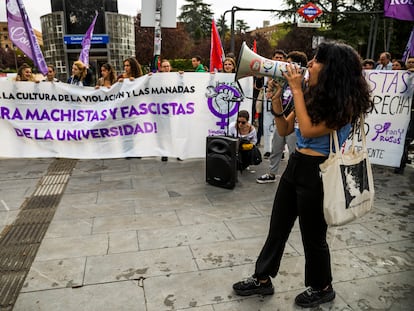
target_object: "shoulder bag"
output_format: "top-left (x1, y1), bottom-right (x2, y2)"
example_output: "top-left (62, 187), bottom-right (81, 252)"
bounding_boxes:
top-left (319, 115), bottom-right (375, 226)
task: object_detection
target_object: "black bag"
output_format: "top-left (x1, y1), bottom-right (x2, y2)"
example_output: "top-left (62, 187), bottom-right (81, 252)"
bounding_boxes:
top-left (251, 146), bottom-right (262, 165)
top-left (237, 137), bottom-right (262, 172)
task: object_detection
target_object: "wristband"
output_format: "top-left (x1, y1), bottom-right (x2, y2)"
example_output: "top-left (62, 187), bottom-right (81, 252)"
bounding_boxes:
top-left (271, 109), bottom-right (284, 117)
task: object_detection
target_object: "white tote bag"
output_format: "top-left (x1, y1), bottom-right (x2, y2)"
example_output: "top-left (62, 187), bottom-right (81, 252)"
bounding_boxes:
top-left (319, 117), bottom-right (375, 226)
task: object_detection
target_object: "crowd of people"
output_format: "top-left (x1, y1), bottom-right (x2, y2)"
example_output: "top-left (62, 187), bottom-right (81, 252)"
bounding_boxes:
top-left (253, 50), bottom-right (414, 180)
top-left (12, 48), bottom-right (413, 173)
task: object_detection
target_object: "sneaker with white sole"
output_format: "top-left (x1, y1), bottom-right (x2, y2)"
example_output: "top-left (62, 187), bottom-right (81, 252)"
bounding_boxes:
top-left (256, 173), bottom-right (276, 184)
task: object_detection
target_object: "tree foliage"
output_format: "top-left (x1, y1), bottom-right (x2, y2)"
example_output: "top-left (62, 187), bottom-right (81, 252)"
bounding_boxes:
top-left (236, 20), bottom-right (250, 34)
top-left (135, 14), bottom-right (193, 67)
top-left (178, 0), bottom-right (214, 41)
top-left (217, 14), bottom-right (229, 37)
top-left (276, 0), bottom-right (412, 60)
top-left (0, 47), bottom-right (32, 72)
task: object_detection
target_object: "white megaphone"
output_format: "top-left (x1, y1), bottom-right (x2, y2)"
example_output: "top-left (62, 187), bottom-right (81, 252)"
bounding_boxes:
top-left (235, 41), bottom-right (305, 82)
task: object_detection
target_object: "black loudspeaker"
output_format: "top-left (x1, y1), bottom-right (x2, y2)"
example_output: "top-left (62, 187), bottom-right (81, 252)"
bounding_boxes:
top-left (206, 136), bottom-right (239, 189)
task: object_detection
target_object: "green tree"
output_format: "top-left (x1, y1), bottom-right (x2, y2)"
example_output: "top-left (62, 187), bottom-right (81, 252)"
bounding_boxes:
top-left (235, 20), bottom-right (250, 34)
top-left (178, 0), bottom-right (214, 41)
top-left (217, 14), bottom-right (229, 38)
top-left (134, 14), bottom-right (193, 67)
top-left (276, 0), bottom-right (412, 60)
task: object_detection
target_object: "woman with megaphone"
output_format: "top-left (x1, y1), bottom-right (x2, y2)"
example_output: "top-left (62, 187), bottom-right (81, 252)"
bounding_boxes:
top-left (232, 41), bottom-right (374, 308)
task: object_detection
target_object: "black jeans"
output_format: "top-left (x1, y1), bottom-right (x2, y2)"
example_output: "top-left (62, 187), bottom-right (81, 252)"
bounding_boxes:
top-left (255, 151), bottom-right (332, 290)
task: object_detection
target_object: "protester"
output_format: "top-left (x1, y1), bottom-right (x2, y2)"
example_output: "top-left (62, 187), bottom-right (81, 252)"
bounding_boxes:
top-left (256, 50), bottom-right (308, 184)
top-left (391, 59), bottom-right (405, 70)
top-left (15, 63), bottom-right (38, 82)
top-left (232, 41), bottom-right (374, 308)
top-left (117, 57), bottom-right (143, 82)
top-left (158, 58), bottom-right (183, 162)
top-left (362, 58), bottom-right (375, 70)
top-left (375, 52), bottom-right (392, 70)
top-left (191, 55), bottom-right (206, 72)
top-left (256, 50), bottom-right (287, 150)
top-left (228, 110), bottom-right (258, 171)
top-left (95, 63), bottom-right (117, 88)
top-left (222, 57), bottom-right (236, 73)
top-left (42, 64), bottom-right (59, 82)
top-left (405, 56), bottom-right (414, 72)
top-left (67, 60), bottom-right (88, 86)
top-left (395, 56), bottom-right (414, 173)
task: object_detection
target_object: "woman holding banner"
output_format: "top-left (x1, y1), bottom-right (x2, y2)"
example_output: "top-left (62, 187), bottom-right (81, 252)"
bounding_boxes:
top-left (95, 63), bottom-right (117, 88)
top-left (67, 60), bottom-right (88, 86)
top-left (117, 57), bottom-right (143, 82)
top-left (15, 63), bottom-right (38, 82)
top-left (232, 42), bottom-right (374, 308)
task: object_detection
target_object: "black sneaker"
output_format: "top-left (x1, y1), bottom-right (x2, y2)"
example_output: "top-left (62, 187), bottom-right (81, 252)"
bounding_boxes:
top-left (295, 285), bottom-right (335, 308)
top-left (233, 276), bottom-right (274, 296)
top-left (256, 173), bottom-right (277, 184)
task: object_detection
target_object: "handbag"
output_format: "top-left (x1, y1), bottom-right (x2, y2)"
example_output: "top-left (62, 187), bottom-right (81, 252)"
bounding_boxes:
top-left (251, 145), bottom-right (262, 165)
top-left (319, 115), bottom-right (375, 226)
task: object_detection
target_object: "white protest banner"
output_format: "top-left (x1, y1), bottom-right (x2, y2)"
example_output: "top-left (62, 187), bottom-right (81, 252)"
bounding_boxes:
top-left (0, 73), bottom-right (253, 159)
top-left (347, 70), bottom-right (413, 167)
top-left (1, 71), bottom-right (412, 167)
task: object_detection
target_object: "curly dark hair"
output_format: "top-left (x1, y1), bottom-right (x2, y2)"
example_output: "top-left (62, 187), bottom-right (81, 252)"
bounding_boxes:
top-left (305, 42), bottom-right (373, 129)
top-left (123, 57), bottom-right (143, 78)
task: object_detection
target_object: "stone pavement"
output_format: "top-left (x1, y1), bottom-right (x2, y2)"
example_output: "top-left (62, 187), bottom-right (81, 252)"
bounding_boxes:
top-left (0, 155), bottom-right (413, 311)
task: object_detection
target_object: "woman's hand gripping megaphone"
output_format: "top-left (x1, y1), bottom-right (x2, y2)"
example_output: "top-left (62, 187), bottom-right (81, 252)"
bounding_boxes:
top-left (283, 63), bottom-right (306, 93)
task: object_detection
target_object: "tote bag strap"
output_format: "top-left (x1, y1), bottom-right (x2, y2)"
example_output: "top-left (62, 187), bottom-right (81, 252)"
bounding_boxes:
top-left (331, 113), bottom-right (367, 157)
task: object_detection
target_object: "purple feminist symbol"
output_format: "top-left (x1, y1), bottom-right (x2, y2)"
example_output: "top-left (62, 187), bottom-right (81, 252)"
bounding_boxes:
top-left (207, 84), bottom-right (241, 129)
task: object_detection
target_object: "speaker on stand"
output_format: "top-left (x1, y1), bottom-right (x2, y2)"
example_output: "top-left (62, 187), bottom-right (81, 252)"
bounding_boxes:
top-left (206, 136), bottom-right (239, 189)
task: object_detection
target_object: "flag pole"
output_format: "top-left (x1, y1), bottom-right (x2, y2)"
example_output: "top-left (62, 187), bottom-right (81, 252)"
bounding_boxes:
top-left (151, 0), bottom-right (162, 72)
top-left (79, 11), bottom-right (98, 66)
top-left (14, 0), bottom-right (48, 74)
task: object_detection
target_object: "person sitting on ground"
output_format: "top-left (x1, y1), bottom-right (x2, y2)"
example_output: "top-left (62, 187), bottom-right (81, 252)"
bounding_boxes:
top-left (67, 60), bottom-right (88, 86)
top-left (95, 63), bottom-right (117, 88)
top-left (229, 110), bottom-right (259, 171)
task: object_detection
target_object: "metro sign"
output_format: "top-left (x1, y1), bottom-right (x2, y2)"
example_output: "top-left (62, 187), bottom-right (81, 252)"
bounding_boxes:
top-left (297, 2), bottom-right (323, 22)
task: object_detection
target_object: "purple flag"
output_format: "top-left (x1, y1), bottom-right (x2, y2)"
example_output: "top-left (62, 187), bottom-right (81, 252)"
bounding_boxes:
top-left (6, 0), bottom-right (48, 75)
top-left (384, 0), bottom-right (414, 21)
top-left (402, 27), bottom-right (414, 62)
top-left (79, 13), bottom-right (98, 66)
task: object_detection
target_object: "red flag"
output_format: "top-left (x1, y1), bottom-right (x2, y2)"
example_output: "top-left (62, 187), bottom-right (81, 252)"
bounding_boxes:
top-left (210, 19), bottom-right (224, 72)
top-left (253, 39), bottom-right (257, 53)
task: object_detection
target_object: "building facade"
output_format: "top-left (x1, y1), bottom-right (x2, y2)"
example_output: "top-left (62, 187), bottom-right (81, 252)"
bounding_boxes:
top-left (41, 0), bottom-right (135, 82)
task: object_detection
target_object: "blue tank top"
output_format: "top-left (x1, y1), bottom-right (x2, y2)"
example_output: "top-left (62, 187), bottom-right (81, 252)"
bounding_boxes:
top-left (295, 123), bottom-right (351, 156)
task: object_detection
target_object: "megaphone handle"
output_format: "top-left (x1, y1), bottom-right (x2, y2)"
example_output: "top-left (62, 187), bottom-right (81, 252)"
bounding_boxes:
top-left (236, 80), bottom-right (246, 99)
